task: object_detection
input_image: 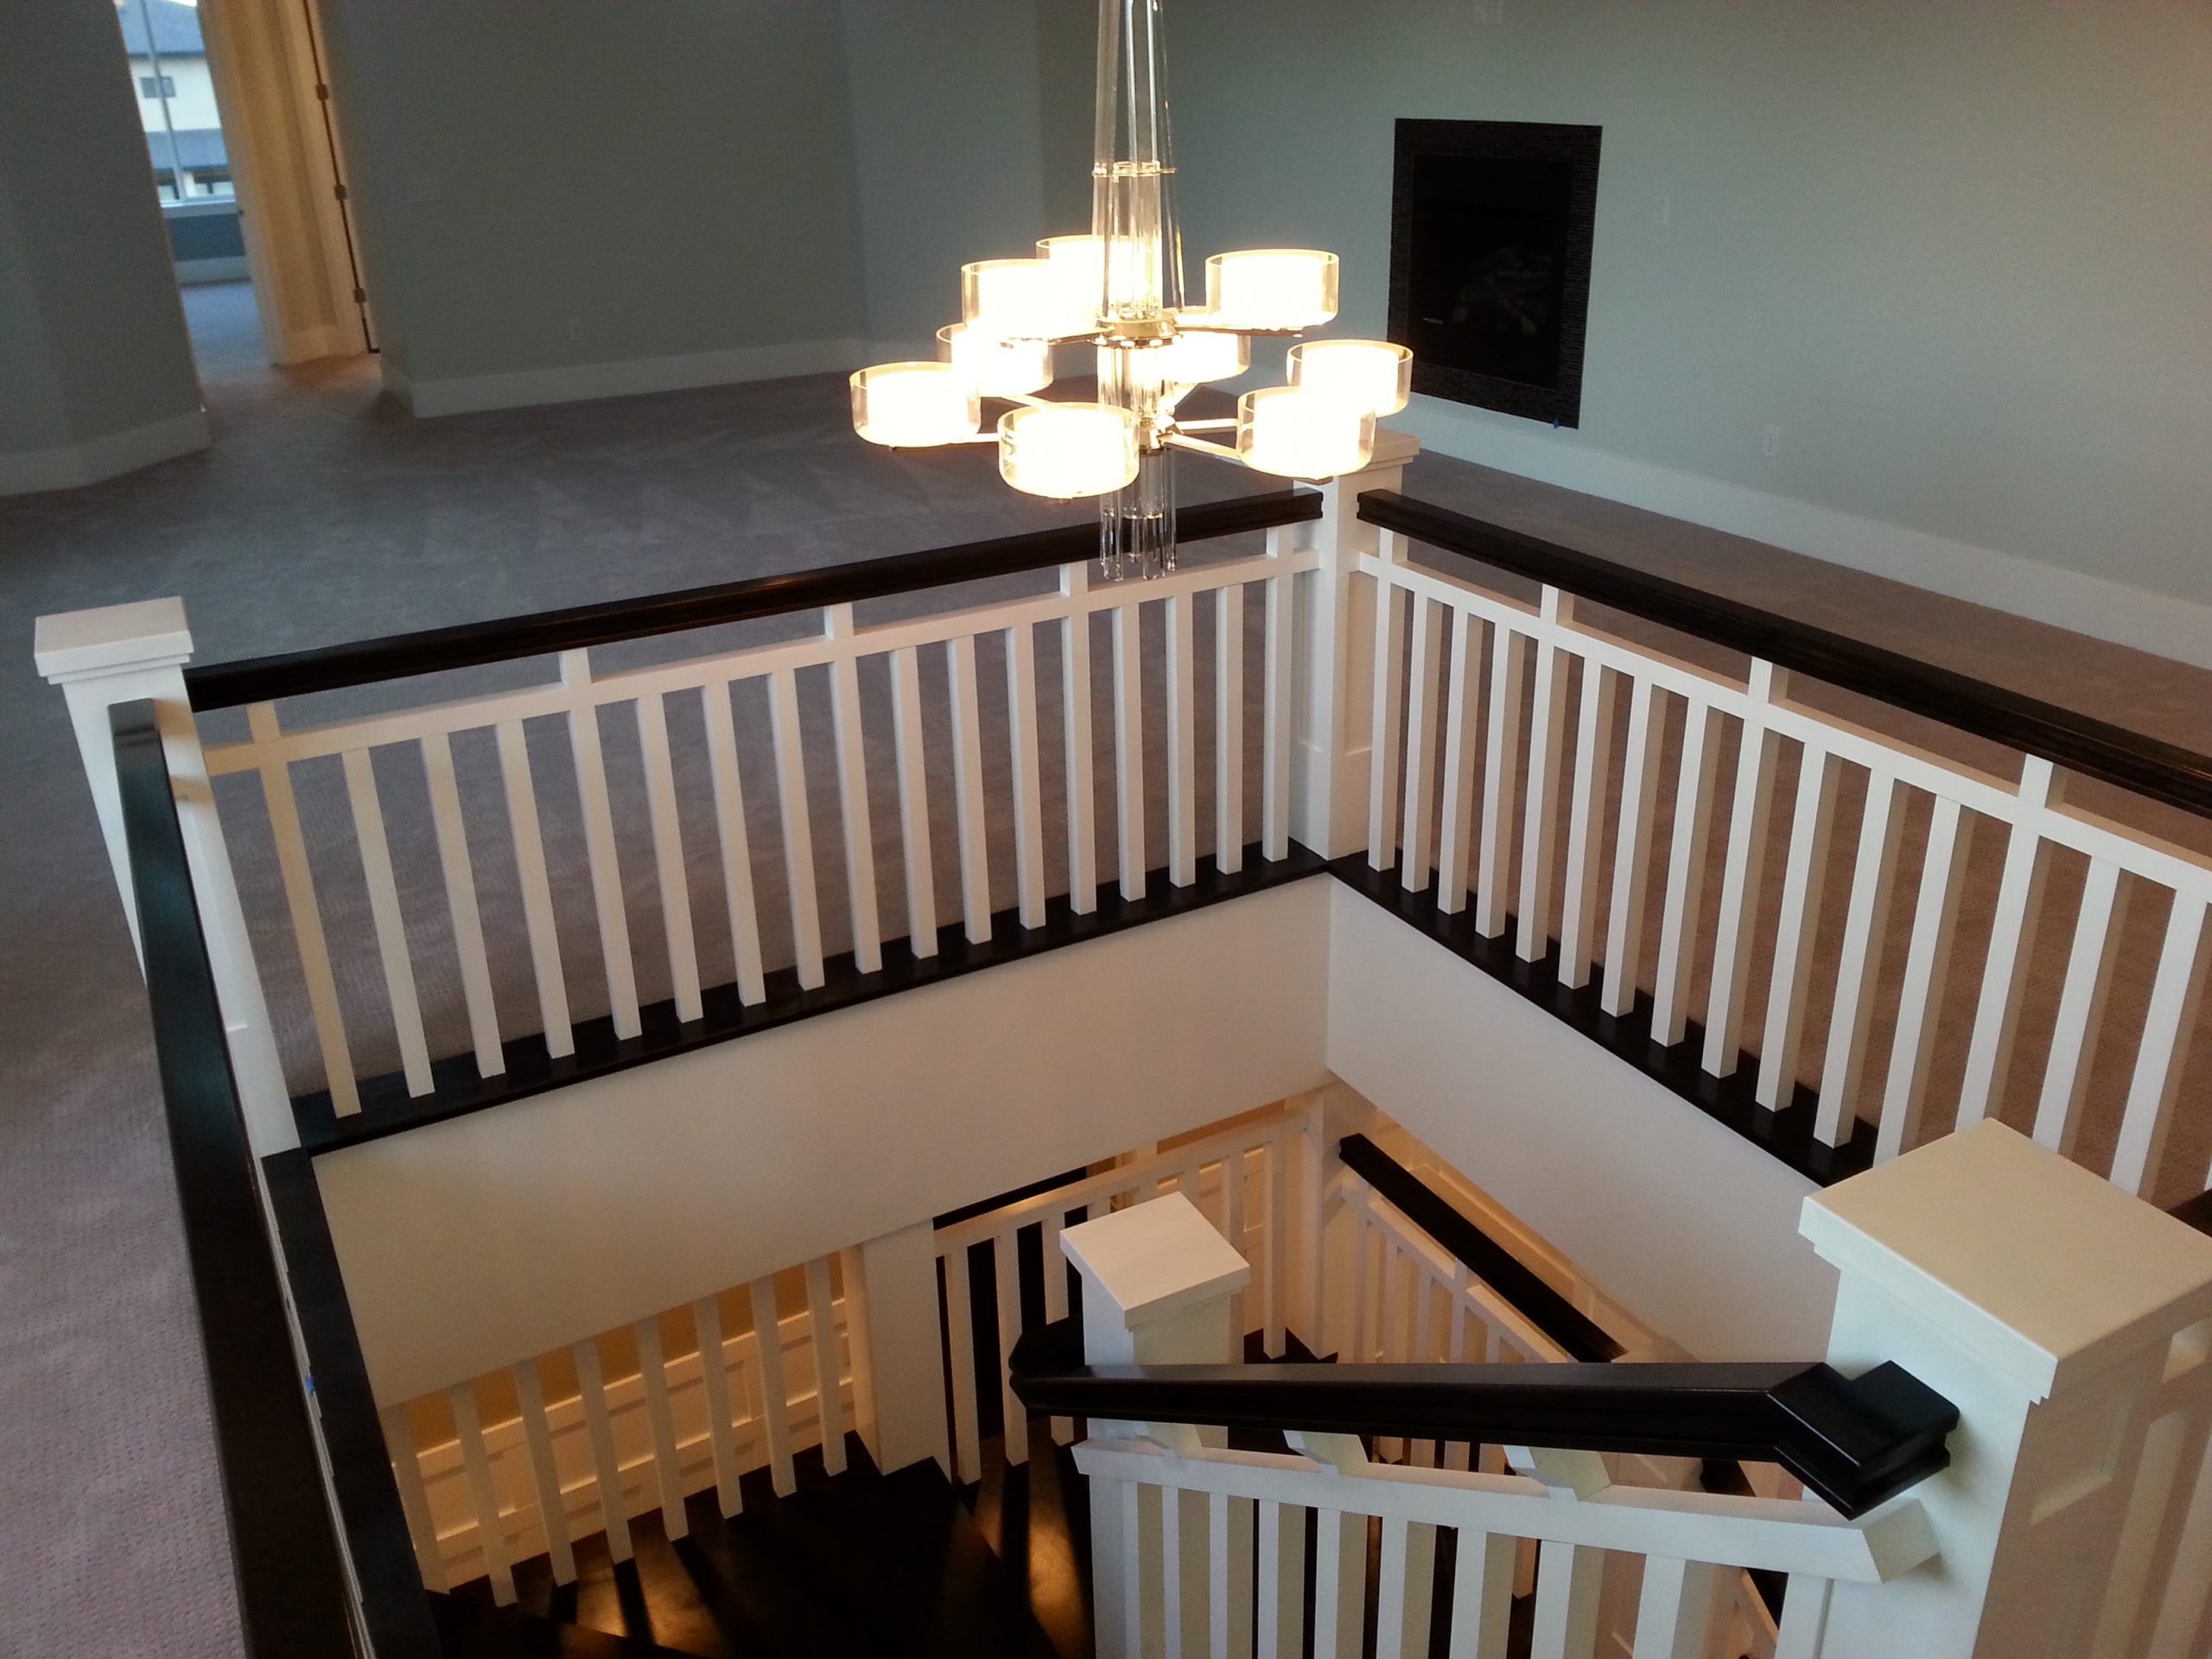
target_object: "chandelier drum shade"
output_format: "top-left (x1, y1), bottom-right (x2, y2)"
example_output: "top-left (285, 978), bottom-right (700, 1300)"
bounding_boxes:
top-left (849, 0), bottom-right (1411, 580)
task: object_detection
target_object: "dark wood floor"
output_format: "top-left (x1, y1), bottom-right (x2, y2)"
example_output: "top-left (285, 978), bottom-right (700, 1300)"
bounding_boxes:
top-left (441, 1439), bottom-right (1063, 1659)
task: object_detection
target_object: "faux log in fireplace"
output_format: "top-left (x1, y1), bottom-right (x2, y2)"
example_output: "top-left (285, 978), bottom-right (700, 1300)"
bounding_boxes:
top-left (1389, 118), bottom-right (1602, 428)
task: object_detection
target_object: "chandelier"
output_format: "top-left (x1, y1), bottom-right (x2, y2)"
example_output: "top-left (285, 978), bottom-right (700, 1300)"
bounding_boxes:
top-left (849, 0), bottom-right (1412, 582)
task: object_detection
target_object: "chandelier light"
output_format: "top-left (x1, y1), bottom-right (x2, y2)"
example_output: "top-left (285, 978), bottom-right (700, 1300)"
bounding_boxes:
top-left (849, 0), bottom-right (1412, 581)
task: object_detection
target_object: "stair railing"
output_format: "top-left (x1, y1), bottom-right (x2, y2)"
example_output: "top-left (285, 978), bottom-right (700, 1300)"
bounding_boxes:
top-left (1020, 1123), bottom-right (2212, 1659)
top-left (1348, 490), bottom-right (2212, 1202)
top-left (105, 698), bottom-right (438, 1658)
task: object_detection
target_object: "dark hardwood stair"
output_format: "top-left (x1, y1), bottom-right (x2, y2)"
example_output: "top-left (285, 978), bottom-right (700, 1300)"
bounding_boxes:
top-left (437, 1440), bottom-right (1059, 1659)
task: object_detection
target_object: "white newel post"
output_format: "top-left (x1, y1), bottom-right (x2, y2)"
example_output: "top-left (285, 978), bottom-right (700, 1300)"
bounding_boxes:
top-left (844, 1220), bottom-right (955, 1478)
top-left (1292, 429), bottom-right (1421, 861)
top-left (1064, 1193), bottom-right (1252, 1659)
top-left (35, 599), bottom-right (296, 1154)
top-left (1797, 1121), bottom-right (2212, 1659)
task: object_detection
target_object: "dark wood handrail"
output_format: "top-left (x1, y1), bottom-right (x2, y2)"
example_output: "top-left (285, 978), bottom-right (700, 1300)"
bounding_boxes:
top-left (1358, 490), bottom-right (2212, 820)
top-left (111, 701), bottom-right (429, 1655)
top-left (185, 487), bottom-right (1322, 710)
top-left (1009, 1319), bottom-right (1955, 1519)
top-left (1338, 1133), bottom-right (1622, 1363)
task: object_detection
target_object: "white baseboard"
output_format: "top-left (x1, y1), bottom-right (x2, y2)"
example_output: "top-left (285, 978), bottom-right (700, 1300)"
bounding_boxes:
top-left (1404, 404), bottom-right (2212, 672)
top-left (0, 407), bottom-right (211, 497)
top-left (175, 257), bottom-right (251, 286)
top-left (395, 336), bottom-right (870, 419)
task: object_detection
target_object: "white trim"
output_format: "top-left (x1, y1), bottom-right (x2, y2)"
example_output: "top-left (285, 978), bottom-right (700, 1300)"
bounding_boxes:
top-left (176, 257), bottom-right (252, 286)
top-left (0, 409), bottom-right (210, 497)
top-left (394, 337), bottom-right (871, 418)
top-left (1404, 404), bottom-right (2212, 672)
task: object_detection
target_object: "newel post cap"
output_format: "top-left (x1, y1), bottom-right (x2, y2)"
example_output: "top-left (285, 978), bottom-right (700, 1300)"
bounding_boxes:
top-left (35, 598), bottom-right (193, 683)
top-left (1060, 1192), bottom-right (1251, 1332)
top-left (1801, 1121), bottom-right (2212, 1399)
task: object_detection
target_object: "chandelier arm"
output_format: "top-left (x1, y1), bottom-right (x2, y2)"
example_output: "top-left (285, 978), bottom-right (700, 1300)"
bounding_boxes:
top-left (1161, 432), bottom-right (1241, 462)
top-left (1173, 417), bottom-right (1237, 432)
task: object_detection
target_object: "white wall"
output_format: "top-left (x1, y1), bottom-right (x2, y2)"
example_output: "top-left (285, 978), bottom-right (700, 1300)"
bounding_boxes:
top-left (1323, 883), bottom-right (1837, 1359)
top-left (318, 878), bottom-right (1333, 1404)
top-left (1166, 0), bottom-right (2212, 652)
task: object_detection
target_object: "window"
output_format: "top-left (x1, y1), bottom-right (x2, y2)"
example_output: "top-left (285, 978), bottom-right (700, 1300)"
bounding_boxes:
top-left (140, 73), bottom-right (175, 98)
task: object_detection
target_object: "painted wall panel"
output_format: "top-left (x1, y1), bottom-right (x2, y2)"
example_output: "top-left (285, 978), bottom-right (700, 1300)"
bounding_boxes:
top-left (318, 877), bottom-right (1333, 1404)
top-left (1324, 882), bottom-right (1835, 1360)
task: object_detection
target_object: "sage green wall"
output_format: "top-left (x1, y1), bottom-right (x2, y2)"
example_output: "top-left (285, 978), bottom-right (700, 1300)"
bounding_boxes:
top-left (1166, 0), bottom-right (2212, 613)
top-left (0, 0), bottom-right (202, 467)
top-left (315, 0), bottom-right (868, 390)
top-left (838, 0), bottom-right (1094, 356)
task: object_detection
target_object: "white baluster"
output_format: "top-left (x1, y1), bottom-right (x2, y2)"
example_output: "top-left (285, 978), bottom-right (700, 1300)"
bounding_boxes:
top-left (1600, 677), bottom-right (1664, 1018)
top-left (824, 606), bottom-right (884, 972)
top-left (1217, 581), bottom-right (1246, 875)
top-left (1062, 566), bottom-right (1101, 910)
top-left (561, 654), bottom-right (642, 1038)
top-left (1702, 663), bottom-right (1785, 1073)
top-left (1558, 658), bottom-right (1618, 988)
top-left (1168, 591), bottom-right (1198, 888)
top-left (1448, 1529), bottom-right (1516, 1657)
top-left (1210, 1490), bottom-right (1256, 1659)
top-left (1113, 601), bottom-right (1147, 899)
top-left (379, 1406), bottom-right (447, 1592)
top-left (1006, 620), bottom-right (1049, 926)
top-left (1631, 1556), bottom-right (1721, 1659)
top-left (1756, 743), bottom-right (1840, 1109)
top-left (341, 747), bottom-right (433, 1095)
top-left (572, 1336), bottom-right (632, 1561)
top-left (1367, 578), bottom-right (1408, 870)
top-left (1376, 1515), bottom-right (1438, 1659)
top-left (2033, 857), bottom-right (2131, 1157)
top-left (633, 1317), bottom-right (689, 1538)
top-left (1875, 794), bottom-right (1974, 1163)
top-left (251, 702), bottom-right (359, 1111)
top-left (943, 1243), bottom-right (983, 1484)
top-left (1516, 594), bottom-right (1573, 961)
top-left (886, 645), bottom-right (939, 957)
top-left (766, 664), bottom-right (826, 988)
top-left (995, 1229), bottom-right (1030, 1466)
top-left (1817, 771), bottom-right (1909, 1144)
top-left (1474, 626), bottom-right (1528, 939)
top-left (1958, 757), bottom-right (2058, 1122)
top-left (512, 1358), bottom-right (575, 1584)
top-left (2111, 894), bottom-right (2211, 1195)
top-left (690, 1295), bottom-right (745, 1516)
top-left (1257, 1498), bottom-right (1308, 1659)
top-left (420, 732), bottom-right (503, 1077)
top-left (634, 690), bottom-right (703, 1020)
top-left (1434, 607), bottom-right (1483, 915)
top-left (1650, 697), bottom-right (1722, 1045)
top-left (494, 717), bottom-right (575, 1053)
top-left (448, 1380), bottom-right (515, 1603)
top-left (1400, 595), bottom-right (1446, 892)
top-left (802, 1256), bottom-right (849, 1473)
top-left (1260, 567), bottom-right (1291, 862)
top-left (748, 1275), bottom-right (798, 1496)
top-left (700, 682), bottom-right (768, 1002)
top-left (1530, 1541), bottom-right (1604, 1659)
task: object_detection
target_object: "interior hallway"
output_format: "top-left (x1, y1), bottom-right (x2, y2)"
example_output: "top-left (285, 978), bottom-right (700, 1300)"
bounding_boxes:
top-left (4, 288), bottom-right (2209, 1658)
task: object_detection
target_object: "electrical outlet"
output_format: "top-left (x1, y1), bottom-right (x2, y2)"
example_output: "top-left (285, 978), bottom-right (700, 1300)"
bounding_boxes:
top-left (1654, 192), bottom-right (1672, 227)
top-left (1762, 425), bottom-right (1782, 458)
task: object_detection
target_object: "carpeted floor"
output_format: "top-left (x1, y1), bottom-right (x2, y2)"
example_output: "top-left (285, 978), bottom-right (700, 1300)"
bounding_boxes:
top-left (4, 281), bottom-right (2208, 1657)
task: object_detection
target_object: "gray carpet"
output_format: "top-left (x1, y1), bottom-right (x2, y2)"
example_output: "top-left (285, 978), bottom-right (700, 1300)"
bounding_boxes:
top-left (6, 281), bottom-right (2209, 1656)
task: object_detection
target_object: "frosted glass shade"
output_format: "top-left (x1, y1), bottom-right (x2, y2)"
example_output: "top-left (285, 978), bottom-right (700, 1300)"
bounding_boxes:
top-left (851, 362), bottom-right (980, 448)
top-left (1287, 339), bottom-right (1412, 416)
top-left (1153, 326), bottom-right (1249, 388)
top-left (1037, 235), bottom-right (1108, 334)
top-left (1205, 250), bottom-right (1340, 331)
top-left (998, 402), bottom-right (1140, 499)
top-left (962, 257), bottom-right (1060, 340)
top-left (1236, 385), bottom-right (1374, 479)
top-left (938, 324), bottom-right (1054, 398)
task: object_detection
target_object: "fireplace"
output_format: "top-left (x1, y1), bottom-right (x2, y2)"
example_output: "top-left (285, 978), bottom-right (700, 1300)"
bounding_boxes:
top-left (1388, 119), bottom-right (1602, 427)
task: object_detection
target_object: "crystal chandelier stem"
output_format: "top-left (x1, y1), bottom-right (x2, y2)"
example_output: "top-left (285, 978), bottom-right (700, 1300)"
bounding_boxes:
top-left (1093, 0), bottom-right (1184, 579)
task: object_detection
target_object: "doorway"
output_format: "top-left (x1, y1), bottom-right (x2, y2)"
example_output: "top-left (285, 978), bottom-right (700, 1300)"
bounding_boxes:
top-left (115, 0), bottom-right (372, 378)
